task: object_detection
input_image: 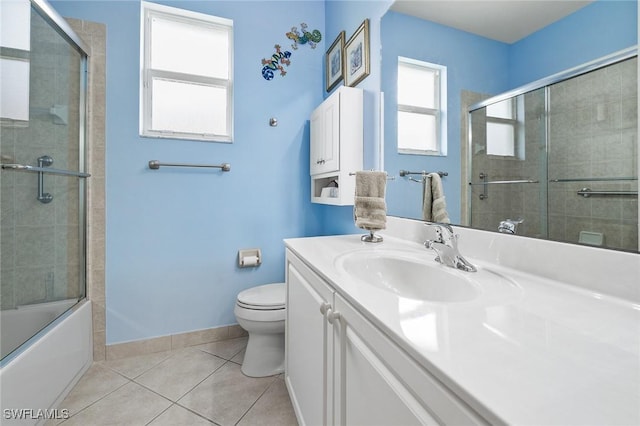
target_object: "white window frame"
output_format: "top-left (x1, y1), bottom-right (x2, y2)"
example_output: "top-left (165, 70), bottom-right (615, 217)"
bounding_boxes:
top-left (397, 57), bottom-right (447, 156)
top-left (139, 1), bottom-right (233, 142)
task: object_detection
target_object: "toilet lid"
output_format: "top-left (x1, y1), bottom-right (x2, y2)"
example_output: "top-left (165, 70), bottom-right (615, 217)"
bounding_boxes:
top-left (237, 283), bottom-right (285, 309)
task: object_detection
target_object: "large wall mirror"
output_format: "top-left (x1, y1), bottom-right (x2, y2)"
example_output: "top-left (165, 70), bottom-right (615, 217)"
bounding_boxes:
top-left (381, 0), bottom-right (638, 252)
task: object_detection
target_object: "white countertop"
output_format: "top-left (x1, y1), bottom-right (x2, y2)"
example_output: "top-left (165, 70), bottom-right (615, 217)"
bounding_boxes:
top-left (284, 234), bottom-right (640, 426)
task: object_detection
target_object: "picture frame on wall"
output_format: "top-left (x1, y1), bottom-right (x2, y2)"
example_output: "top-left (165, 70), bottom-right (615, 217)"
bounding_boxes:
top-left (326, 31), bottom-right (345, 92)
top-left (344, 19), bottom-right (370, 87)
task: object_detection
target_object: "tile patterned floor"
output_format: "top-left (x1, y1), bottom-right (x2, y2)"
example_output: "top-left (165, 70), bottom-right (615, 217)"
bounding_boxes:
top-left (48, 337), bottom-right (298, 426)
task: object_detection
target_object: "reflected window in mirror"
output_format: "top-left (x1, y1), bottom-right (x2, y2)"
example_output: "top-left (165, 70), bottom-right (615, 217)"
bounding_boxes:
top-left (485, 97), bottom-right (524, 159)
top-left (397, 57), bottom-right (447, 156)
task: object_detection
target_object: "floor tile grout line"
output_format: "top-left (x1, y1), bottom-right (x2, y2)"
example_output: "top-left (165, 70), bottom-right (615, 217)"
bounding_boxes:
top-left (233, 374), bottom-right (281, 426)
top-left (99, 351), bottom-right (174, 380)
top-left (130, 358), bottom-right (232, 405)
top-left (60, 376), bottom-right (133, 422)
top-left (171, 401), bottom-right (225, 426)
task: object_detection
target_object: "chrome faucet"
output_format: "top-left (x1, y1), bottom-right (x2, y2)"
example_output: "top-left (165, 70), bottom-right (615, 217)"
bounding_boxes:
top-left (424, 223), bottom-right (477, 272)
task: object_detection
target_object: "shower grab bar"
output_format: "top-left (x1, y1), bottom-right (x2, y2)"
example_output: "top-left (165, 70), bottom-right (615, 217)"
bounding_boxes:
top-left (399, 170), bottom-right (448, 178)
top-left (1, 163), bottom-right (91, 178)
top-left (469, 179), bottom-right (539, 185)
top-left (550, 177), bottom-right (637, 182)
top-left (148, 160), bottom-right (231, 171)
top-left (577, 188), bottom-right (638, 197)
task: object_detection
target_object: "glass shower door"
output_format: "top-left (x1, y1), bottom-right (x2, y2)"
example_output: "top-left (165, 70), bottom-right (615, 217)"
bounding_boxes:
top-left (0, 2), bottom-right (88, 360)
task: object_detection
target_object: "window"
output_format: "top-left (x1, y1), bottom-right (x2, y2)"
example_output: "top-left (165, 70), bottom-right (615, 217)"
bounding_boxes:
top-left (397, 57), bottom-right (447, 155)
top-left (485, 97), bottom-right (523, 158)
top-left (140, 2), bottom-right (233, 142)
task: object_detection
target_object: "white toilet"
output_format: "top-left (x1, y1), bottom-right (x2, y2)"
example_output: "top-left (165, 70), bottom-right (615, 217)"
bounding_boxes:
top-left (233, 283), bottom-right (286, 377)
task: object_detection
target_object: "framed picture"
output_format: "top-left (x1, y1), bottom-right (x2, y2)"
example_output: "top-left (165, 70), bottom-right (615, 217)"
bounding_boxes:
top-left (344, 19), bottom-right (370, 87)
top-left (325, 31), bottom-right (345, 92)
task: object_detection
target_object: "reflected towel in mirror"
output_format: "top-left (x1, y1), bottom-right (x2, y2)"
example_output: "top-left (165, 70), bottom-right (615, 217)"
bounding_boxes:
top-left (423, 173), bottom-right (450, 223)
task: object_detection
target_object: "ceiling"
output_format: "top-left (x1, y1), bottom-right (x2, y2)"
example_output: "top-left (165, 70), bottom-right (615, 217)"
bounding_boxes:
top-left (390, 0), bottom-right (594, 43)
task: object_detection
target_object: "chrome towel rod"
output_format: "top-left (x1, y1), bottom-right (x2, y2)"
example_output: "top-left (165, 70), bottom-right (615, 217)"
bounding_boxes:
top-left (148, 160), bottom-right (231, 171)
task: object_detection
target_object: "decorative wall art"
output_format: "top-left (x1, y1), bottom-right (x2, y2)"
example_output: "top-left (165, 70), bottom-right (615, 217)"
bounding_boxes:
top-left (344, 19), bottom-right (370, 87)
top-left (286, 23), bottom-right (322, 50)
top-left (325, 31), bottom-right (345, 92)
top-left (261, 44), bottom-right (292, 80)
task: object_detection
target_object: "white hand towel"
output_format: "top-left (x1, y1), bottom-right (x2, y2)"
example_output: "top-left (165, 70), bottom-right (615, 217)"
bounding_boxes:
top-left (354, 171), bottom-right (387, 231)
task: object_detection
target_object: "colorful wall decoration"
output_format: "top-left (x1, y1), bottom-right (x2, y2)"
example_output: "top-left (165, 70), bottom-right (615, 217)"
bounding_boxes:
top-left (261, 44), bottom-right (292, 80)
top-left (261, 22), bottom-right (322, 81)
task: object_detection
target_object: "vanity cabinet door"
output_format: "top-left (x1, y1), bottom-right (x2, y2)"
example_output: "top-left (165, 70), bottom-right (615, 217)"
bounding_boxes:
top-left (333, 293), bottom-right (439, 426)
top-left (285, 252), bottom-right (335, 426)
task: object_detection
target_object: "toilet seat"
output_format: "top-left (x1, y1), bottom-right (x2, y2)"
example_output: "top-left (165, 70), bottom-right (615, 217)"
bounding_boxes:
top-left (236, 283), bottom-right (285, 310)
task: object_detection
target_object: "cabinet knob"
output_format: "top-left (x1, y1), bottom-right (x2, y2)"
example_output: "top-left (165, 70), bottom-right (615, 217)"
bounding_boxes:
top-left (326, 310), bottom-right (341, 324)
top-left (319, 302), bottom-right (331, 316)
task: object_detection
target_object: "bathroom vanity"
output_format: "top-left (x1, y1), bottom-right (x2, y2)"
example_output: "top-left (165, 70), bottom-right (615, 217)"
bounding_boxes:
top-left (284, 219), bottom-right (640, 425)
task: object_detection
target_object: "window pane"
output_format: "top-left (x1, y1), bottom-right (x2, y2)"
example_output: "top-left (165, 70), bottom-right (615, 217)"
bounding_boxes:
top-left (398, 62), bottom-right (436, 108)
top-left (486, 122), bottom-right (515, 156)
top-left (151, 15), bottom-right (229, 79)
top-left (486, 98), bottom-right (513, 119)
top-left (151, 78), bottom-right (227, 136)
top-left (398, 111), bottom-right (437, 152)
top-left (0, 58), bottom-right (29, 121)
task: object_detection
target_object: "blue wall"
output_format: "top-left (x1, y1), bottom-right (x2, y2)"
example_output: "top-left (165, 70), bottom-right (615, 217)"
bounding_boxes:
top-left (51, 0), bottom-right (325, 344)
top-left (509, 0), bottom-right (638, 88)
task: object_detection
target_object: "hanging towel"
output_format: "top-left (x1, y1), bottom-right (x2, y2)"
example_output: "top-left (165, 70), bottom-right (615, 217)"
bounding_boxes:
top-left (354, 171), bottom-right (387, 231)
top-left (423, 173), bottom-right (450, 224)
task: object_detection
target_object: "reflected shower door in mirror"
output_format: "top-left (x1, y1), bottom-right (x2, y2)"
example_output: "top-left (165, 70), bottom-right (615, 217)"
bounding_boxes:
top-left (469, 57), bottom-right (638, 251)
top-left (469, 89), bottom-right (547, 239)
top-left (381, 0), bottom-right (638, 252)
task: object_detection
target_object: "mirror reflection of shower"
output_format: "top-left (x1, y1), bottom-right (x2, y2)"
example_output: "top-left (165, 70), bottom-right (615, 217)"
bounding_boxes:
top-left (0, 0), bottom-right (89, 360)
top-left (469, 53), bottom-right (638, 251)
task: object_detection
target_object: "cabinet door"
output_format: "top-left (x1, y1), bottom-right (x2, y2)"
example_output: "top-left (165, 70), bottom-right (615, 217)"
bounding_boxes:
top-left (285, 257), bottom-right (335, 426)
top-left (333, 294), bottom-right (440, 426)
top-left (310, 93), bottom-right (340, 175)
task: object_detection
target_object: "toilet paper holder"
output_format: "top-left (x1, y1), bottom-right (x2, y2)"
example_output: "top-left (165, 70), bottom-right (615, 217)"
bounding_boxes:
top-left (238, 248), bottom-right (262, 268)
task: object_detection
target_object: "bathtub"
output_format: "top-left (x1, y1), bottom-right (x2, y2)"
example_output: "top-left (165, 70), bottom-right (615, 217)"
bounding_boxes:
top-left (0, 300), bottom-right (92, 426)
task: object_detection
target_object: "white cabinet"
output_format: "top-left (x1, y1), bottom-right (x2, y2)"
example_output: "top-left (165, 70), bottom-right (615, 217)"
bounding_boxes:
top-left (309, 86), bottom-right (363, 205)
top-left (285, 249), bottom-right (486, 426)
top-left (285, 253), bottom-right (335, 426)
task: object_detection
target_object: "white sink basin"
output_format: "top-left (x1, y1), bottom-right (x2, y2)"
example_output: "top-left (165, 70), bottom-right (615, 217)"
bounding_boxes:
top-left (334, 249), bottom-right (520, 304)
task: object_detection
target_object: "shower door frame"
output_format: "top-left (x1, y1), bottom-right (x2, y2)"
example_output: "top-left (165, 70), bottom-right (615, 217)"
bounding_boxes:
top-left (0, 0), bottom-right (91, 363)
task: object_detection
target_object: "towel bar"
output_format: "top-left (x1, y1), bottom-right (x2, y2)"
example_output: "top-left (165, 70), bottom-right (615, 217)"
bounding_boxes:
top-left (148, 160), bottom-right (230, 171)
